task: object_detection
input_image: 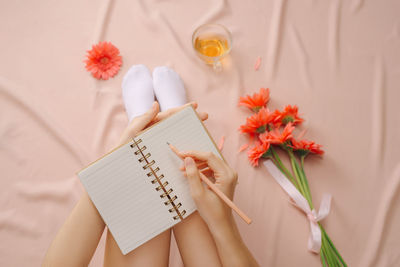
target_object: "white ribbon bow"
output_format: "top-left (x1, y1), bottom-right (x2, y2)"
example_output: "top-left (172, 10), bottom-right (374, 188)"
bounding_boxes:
top-left (263, 160), bottom-right (331, 253)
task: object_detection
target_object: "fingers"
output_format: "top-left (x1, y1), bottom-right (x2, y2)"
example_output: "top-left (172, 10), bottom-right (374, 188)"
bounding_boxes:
top-left (179, 161), bottom-right (209, 171)
top-left (128, 102), bottom-right (159, 133)
top-left (151, 102), bottom-right (208, 124)
top-left (179, 151), bottom-right (226, 174)
top-left (184, 157), bottom-right (204, 199)
top-left (117, 102), bottom-right (159, 144)
top-left (196, 111), bottom-right (208, 121)
top-left (153, 102), bottom-right (195, 123)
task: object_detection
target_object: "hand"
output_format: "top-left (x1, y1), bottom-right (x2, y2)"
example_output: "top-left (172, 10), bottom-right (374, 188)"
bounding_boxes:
top-left (117, 101), bottom-right (208, 146)
top-left (180, 151), bottom-right (238, 230)
top-left (180, 152), bottom-right (260, 267)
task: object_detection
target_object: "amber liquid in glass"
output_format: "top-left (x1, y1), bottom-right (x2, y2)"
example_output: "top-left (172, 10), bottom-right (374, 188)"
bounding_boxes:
top-left (194, 35), bottom-right (229, 63)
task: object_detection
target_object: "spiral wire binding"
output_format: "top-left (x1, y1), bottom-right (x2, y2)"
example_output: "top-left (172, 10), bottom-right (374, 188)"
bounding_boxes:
top-left (131, 138), bottom-right (186, 221)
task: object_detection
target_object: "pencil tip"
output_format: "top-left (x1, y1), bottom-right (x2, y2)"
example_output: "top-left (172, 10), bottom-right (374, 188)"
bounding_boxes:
top-left (166, 142), bottom-right (170, 145)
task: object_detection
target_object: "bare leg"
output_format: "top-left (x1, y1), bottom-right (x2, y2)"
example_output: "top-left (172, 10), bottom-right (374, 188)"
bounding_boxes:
top-left (173, 211), bottom-right (222, 267)
top-left (43, 193), bottom-right (106, 267)
top-left (103, 229), bottom-right (171, 267)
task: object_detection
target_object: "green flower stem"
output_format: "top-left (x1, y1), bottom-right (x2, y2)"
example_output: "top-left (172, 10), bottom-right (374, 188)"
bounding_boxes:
top-left (270, 146), bottom-right (300, 190)
top-left (294, 157), bottom-right (311, 202)
top-left (300, 156), bottom-right (314, 204)
top-left (326, 240), bottom-right (342, 267)
top-left (320, 232), bottom-right (334, 266)
top-left (269, 157), bottom-right (287, 177)
top-left (321, 243), bottom-right (332, 267)
top-left (321, 245), bottom-right (329, 266)
top-left (321, 250), bottom-right (327, 267)
top-left (288, 150), bottom-right (308, 198)
top-left (321, 226), bottom-right (347, 266)
top-left (323, 235), bottom-right (337, 267)
top-left (328, 237), bottom-right (340, 267)
top-left (270, 146), bottom-right (293, 179)
top-left (301, 155), bottom-right (305, 169)
top-left (294, 155), bottom-right (314, 208)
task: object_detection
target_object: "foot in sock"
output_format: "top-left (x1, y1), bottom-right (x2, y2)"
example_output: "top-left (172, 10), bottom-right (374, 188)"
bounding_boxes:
top-left (152, 66), bottom-right (187, 111)
top-left (122, 65), bottom-right (155, 121)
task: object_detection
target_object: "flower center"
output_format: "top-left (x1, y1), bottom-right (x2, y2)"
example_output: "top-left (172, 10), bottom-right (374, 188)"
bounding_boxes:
top-left (295, 149), bottom-right (309, 157)
top-left (282, 116), bottom-right (294, 124)
top-left (261, 147), bottom-right (272, 158)
top-left (100, 57), bottom-right (110, 64)
top-left (256, 125), bottom-right (266, 133)
top-left (252, 106), bottom-right (262, 112)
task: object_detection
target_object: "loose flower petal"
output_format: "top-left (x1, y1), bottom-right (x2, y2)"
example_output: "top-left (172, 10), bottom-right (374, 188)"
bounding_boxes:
top-left (297, 129), bottom-right (307, 140)
top-left (238, 143), bottom-right (249, 153)
top-left (254, 56), bottom-right (262, 71)
top-left (218, 135), bottom-right (225, 151)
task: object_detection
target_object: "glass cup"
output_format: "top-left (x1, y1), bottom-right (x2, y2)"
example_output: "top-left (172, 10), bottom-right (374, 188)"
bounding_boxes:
top-left (192, 24), bottom-right (232, 71)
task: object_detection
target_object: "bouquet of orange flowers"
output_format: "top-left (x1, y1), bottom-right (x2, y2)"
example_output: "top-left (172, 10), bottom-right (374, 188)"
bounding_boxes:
top-left (239, 88), bottom-right (346, 267)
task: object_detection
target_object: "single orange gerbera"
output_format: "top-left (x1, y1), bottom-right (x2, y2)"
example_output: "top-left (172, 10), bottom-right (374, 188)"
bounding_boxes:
top-left (85, 41), bottom-right (122, 80)
top-left (290, 138), bottom-right (324, 156)
top-left (239, 107), bottom-right (273, 135)
top-left (260, 122), bottom-right (295, 145)
top-left (247, 142), bottom-right (271, 167)
top-left (238, 88), bottom-right (270, 112)
top-left (273, 105), bottom-right (304, 126)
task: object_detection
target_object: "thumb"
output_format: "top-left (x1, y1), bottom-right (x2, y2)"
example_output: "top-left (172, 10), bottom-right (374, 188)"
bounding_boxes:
top-left (129, 102), bottom-right (159, 130)
top-left (184, 157), bottom-right (204, 200)
top-left (117, 102), bottom-right (159, 145)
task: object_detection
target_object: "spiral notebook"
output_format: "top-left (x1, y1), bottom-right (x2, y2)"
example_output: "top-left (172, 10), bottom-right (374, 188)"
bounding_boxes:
top-left (78, 106), bottom-right (222, 255)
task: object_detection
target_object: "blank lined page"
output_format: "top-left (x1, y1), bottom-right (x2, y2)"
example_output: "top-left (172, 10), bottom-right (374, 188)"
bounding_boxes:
top-left (79, 143), bottom-right (176, 255)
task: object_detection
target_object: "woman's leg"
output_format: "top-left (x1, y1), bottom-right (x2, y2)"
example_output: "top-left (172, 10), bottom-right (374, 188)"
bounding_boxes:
top-left (103, 229), bottom-right (171, 267)
top-left (43, 193), bottom-right (106, 267)
top-left (173, 212), bottom-right (222, 267)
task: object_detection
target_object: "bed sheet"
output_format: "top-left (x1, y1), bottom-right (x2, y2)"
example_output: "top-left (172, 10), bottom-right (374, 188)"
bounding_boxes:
top-left (1, 0), bottom-right (400, 266)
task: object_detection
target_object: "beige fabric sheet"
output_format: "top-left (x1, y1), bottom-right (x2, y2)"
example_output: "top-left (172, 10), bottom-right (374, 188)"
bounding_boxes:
top-left (1, 0), bottom-right (399, 266)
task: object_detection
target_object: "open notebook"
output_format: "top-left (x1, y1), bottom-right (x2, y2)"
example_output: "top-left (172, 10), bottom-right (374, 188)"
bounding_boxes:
top-left (78, 106), bottom-right (222, 255)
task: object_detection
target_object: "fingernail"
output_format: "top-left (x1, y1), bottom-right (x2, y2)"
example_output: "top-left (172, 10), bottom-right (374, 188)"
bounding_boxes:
top-left (152, 102), bottom-right (158, 110)
top-left (184, 157), bottom-right (194, 166)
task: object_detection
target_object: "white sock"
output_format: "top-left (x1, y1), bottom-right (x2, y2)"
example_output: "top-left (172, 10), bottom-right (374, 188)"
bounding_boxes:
top-left (152, 66), bottom-right (187, 111)
top-left (122, 65), bottom-right (155, 121)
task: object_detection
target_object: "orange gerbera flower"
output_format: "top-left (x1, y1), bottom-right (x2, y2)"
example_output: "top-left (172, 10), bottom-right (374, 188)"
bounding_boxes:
top-left (260, 122), bottom-right (295, 145)
top-left (247, 142), bottom-right (271, 167)
top-left (239, 107), bottom-right (273, 135)
top-left (85, 41), bottom-right (122, 80)
top-left (273, 105), bottom-right (304, 126)
top-left (238, 88), bottom-right (270, 112)
top-left (269, 109), bottom-right (282, 127)
top-left (290, 138), bottom-right (324, 156)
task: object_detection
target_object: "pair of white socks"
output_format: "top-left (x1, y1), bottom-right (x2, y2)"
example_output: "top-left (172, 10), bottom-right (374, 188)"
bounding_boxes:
top-left (122, 65), bottom-right (187, 121)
